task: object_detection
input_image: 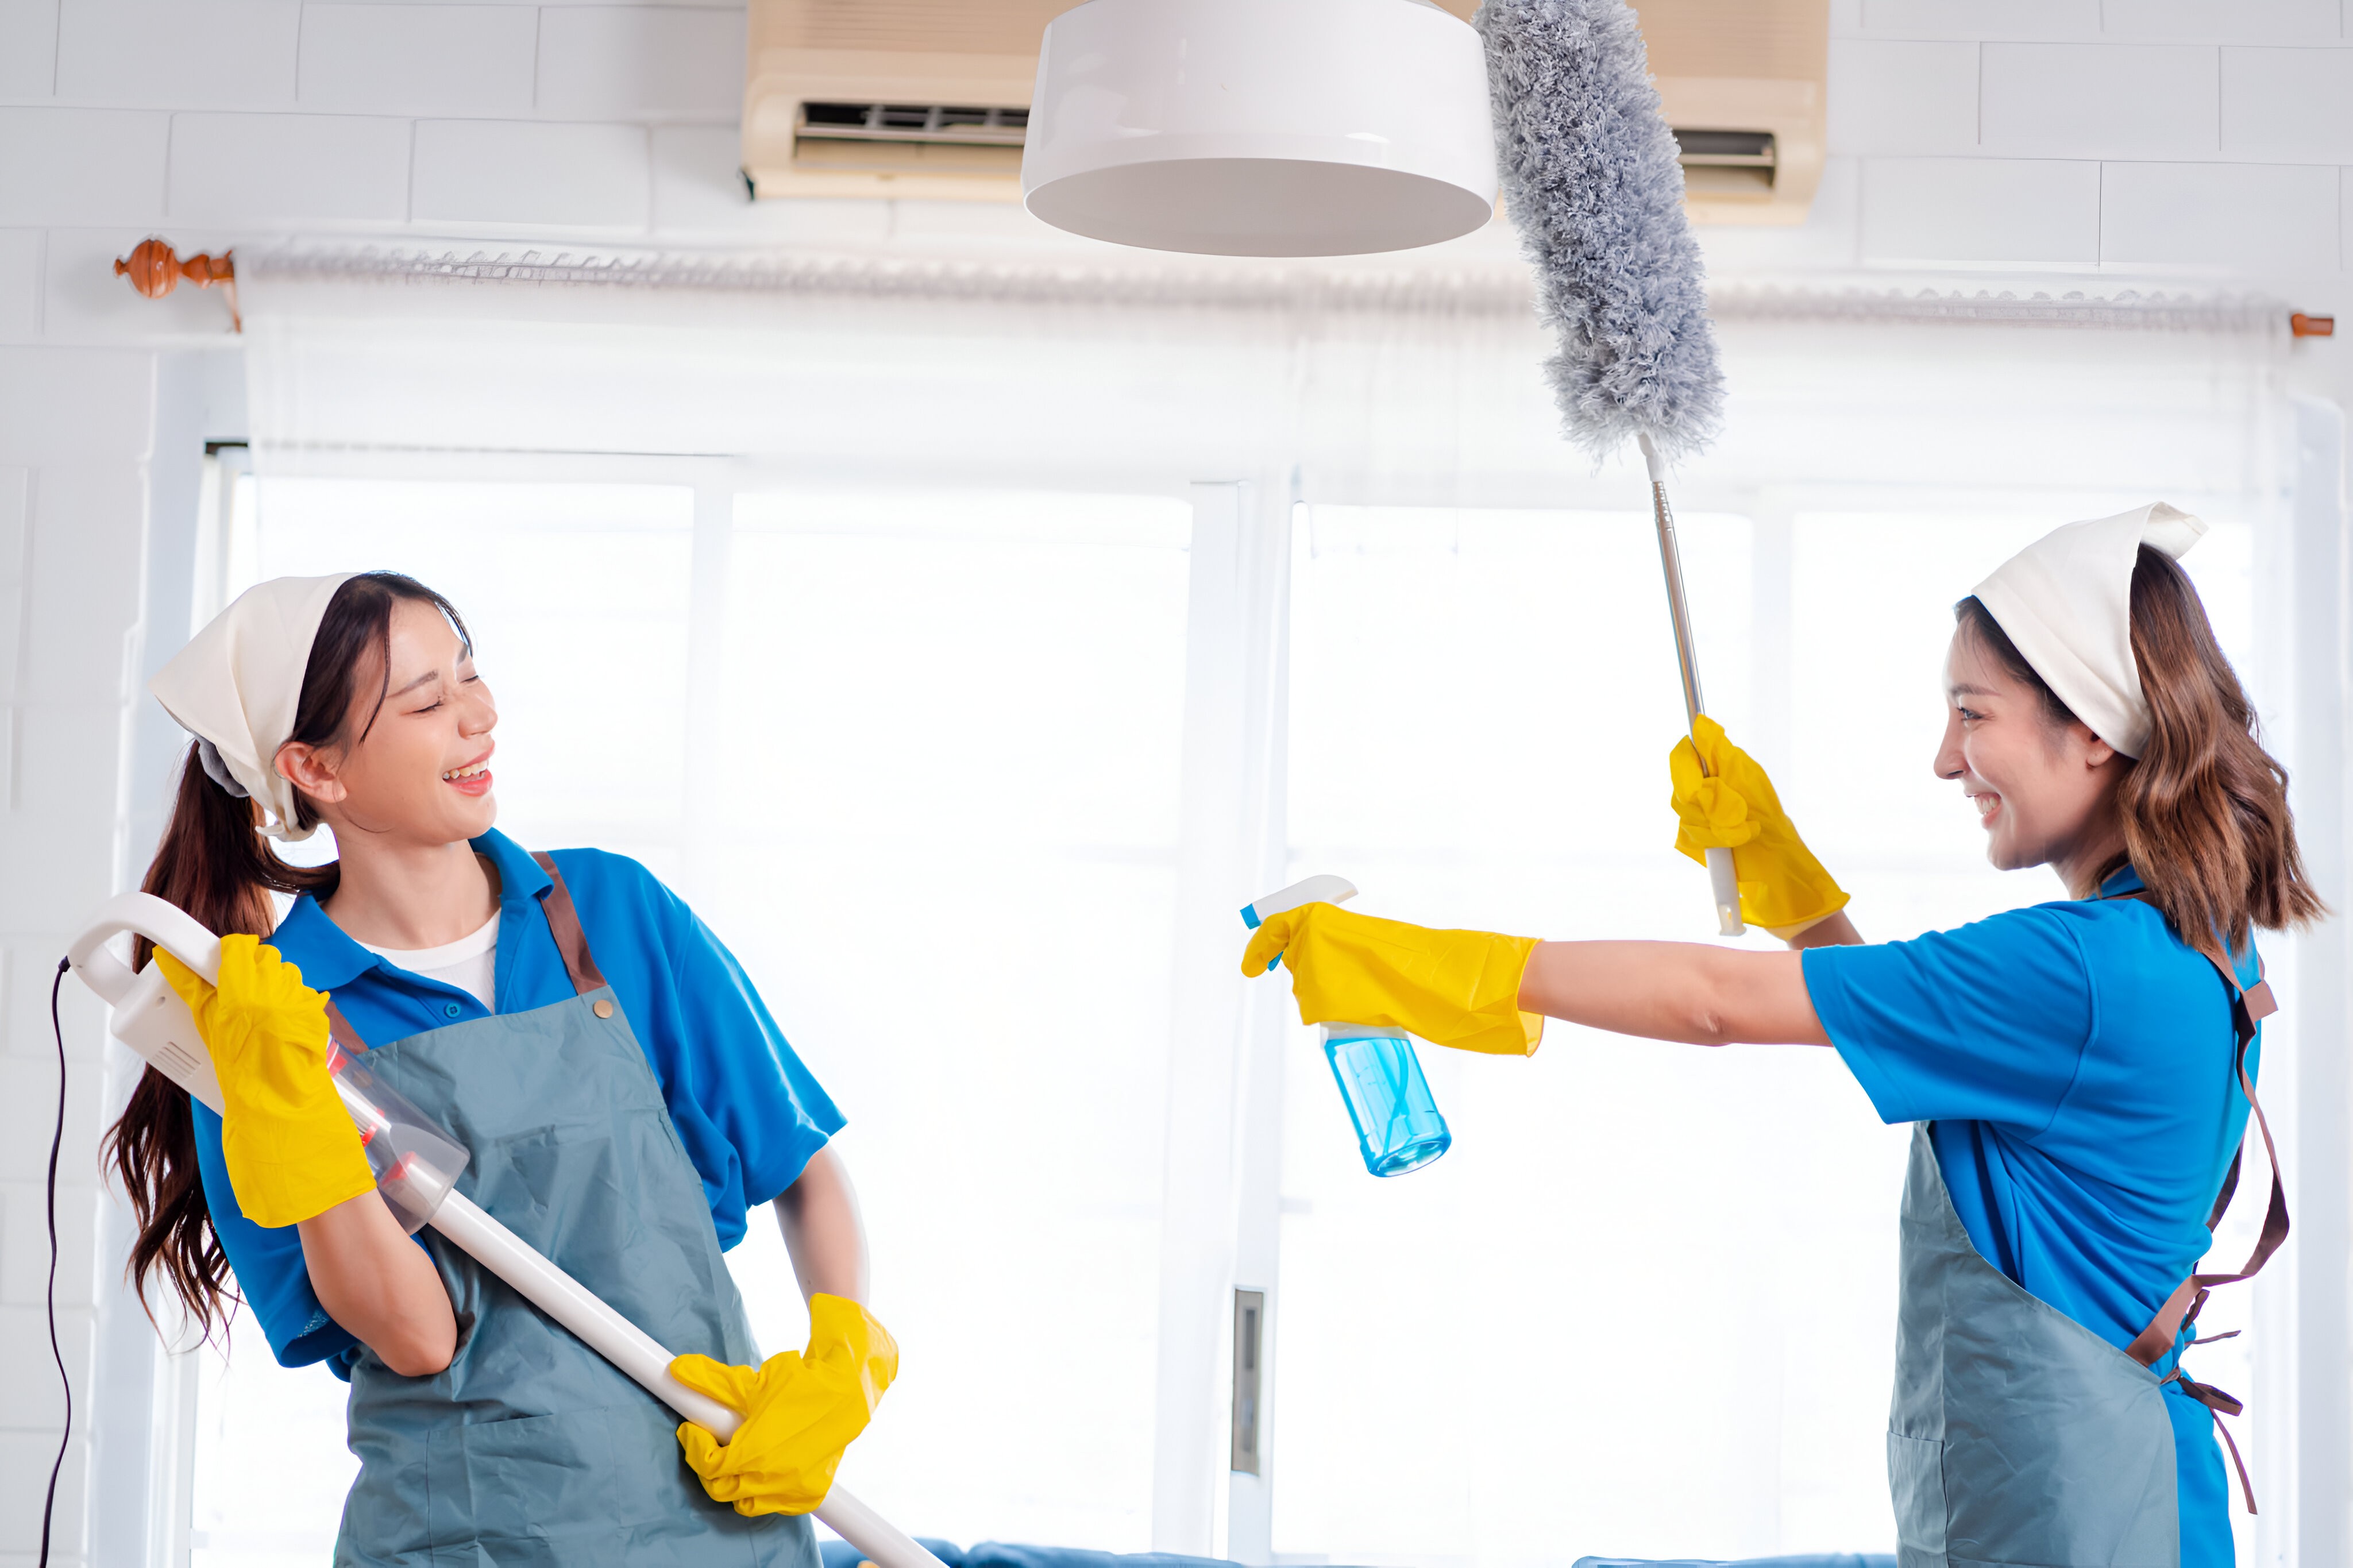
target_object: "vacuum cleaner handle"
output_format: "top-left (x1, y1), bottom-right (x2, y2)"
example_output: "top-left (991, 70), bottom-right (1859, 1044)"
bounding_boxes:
top-left (66, 891), bottom-right (224, 1005)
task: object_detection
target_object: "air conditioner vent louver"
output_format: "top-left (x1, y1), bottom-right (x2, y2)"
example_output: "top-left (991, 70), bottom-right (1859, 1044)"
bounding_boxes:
top-left (1673, 128), bottom-right (1778, 198)
top-left (1674, 129), bottom-right (1776, 167)
top-left (800, 102), bottom-right (1029, 146)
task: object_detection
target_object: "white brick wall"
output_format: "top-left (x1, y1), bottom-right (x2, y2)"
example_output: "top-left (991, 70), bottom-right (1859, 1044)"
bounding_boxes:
top-left (2223, 47), bottom-right (2353, 160)
top-left (536, 6), bottom-right (745, 118)
top-left (168, 111), bottom-right (414, 224)
top-left (298, 5), bottom-right (542, 117)
top-left (13, 0), bottom-right (2340, 313)
top-left (2102, 159), bottom-right (2344, 269)
top-left (0, 109), bottom-right (169, 227)
top-left (1979, 43), bottom-right (2220, 159)
top-left (2104, 0), bottom-right (2343, 43)
top-left (1860, 157), bottom-right (2103, 264)
top-left (0, 231), bottom-right (38, 339)
top-left (55, 0), bottom-right (302, 111)
top-left (1827, 40), bottom-right (1981, 155)
top-left (412, 118), bottom-right (651, 228)
top-left (0, 344), bottom-right (153, 1568)
top-left (2, 1), bottom-right (2352, 1564)
top-left (0, 0), bottom-right (59, 97)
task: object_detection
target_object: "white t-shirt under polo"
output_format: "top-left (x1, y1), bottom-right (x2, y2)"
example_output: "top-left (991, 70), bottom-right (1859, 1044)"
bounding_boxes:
top-left (359, 910), bottom-right (500, 1011)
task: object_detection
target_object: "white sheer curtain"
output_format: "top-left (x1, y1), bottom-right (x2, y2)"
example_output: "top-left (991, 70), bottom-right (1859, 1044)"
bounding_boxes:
top-left (206, 258), bottom-right (2298, 1567)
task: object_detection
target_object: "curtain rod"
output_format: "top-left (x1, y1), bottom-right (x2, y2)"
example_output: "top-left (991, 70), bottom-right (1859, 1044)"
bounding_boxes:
top-left (242, 246), bottom-right (2287, 333)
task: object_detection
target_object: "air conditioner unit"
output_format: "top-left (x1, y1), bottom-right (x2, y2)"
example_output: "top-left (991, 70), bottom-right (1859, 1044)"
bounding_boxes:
top-left (1621, 0), bottom-right (1829, 226)
top-left (742, 0), bottom-right (1062, 201)
top-left (742, 0), bottom-right (1826, 224)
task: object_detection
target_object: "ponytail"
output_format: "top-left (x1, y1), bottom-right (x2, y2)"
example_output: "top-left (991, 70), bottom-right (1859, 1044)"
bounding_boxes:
top-left (103, 752), bottom-right (334, 1337)
top-left (1955, 547), bottom-right (2323, 960)
top-left (2115, 547), bottom-right (2323, 952)
top-left (102, 571), bottom-right (470, 1335)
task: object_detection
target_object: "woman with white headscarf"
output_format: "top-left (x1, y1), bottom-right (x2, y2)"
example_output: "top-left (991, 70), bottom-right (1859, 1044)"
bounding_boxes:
top-left (1243, 505), bottom-right (2314, 1567)
top-left (106, 571), bottom-right (888, 1565)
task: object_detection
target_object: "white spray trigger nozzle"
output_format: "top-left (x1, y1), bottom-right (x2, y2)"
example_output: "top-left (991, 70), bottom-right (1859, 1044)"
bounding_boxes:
top-left (1243, 877), bottom-right (1359, 965)
top-left (1241, 874), bottom-right (1358, 929)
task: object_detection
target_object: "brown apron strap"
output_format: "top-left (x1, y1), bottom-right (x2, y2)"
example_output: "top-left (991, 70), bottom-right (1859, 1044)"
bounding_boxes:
top-left (2162, 1368), bottom-right (2258, 1514)
top-left (323, 998), bottom-right (370, 1064)
top-left (2124, 949), bottom-right (2291, 1372)
top-left (531, 852), bottom-right (609, 997)
top-left (2206, 1146), bottom-right (2243, 1230)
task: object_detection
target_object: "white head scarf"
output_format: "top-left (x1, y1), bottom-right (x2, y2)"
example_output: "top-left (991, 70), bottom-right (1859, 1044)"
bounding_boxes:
top-left (151, 574), bottom-right (357, 840)
top-left (1972, 503), bottom-right (2205, 759)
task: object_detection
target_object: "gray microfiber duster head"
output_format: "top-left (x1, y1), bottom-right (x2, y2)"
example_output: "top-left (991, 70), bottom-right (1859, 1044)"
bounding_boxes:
top-left (1477, 0), bottom-right (1725, 465)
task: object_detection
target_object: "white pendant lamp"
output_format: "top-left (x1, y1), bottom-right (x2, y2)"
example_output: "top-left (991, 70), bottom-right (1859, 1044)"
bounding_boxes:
top-left (1021, 0), bottom-right (1498, 258)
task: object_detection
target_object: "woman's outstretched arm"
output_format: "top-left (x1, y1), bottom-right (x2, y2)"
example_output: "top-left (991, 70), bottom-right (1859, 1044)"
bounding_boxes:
top-left (1516, 941), bottom-right (1830, 1046)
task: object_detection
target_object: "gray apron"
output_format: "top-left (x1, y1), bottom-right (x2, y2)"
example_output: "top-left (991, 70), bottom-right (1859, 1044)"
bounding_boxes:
top-left (326, 855), bottom-right (817, 1568)
top-left (1886, 933), bottom-right (2285, 1568)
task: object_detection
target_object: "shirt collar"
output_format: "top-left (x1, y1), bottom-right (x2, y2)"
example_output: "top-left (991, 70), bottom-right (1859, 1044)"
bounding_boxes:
top-left (268, 828), bottom-right (550, 990)
top-left (476, 827), bottom-right (553, 909)
top-left (2097, 863), bottom-right (2147, 899)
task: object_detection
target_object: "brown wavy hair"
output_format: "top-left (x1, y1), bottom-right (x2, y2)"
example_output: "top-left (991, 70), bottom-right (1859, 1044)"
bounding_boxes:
top-left (102, 572), bottom-right (470, 1337)
top-left (1956, 544), bottom-right (2322, 963)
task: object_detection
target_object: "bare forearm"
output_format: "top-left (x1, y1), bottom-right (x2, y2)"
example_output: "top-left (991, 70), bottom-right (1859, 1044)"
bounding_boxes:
top-left (299, 1191), bottom-right (457, 1376)
top-left (774, 1144), bottom-right (869, 1303)
top-left (1515, 940), bottom-right (1829, 1046)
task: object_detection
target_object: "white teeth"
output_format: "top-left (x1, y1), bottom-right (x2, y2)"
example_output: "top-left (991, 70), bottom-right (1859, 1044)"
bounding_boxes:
top-left (442, 762), bottom-right (488, 782)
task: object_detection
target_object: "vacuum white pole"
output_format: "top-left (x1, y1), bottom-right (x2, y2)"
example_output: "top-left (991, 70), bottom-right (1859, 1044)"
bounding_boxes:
top-left (1638, 432), bottom-right (1743, 937)
top-left (429, 1194), bottom-right (943, 1568)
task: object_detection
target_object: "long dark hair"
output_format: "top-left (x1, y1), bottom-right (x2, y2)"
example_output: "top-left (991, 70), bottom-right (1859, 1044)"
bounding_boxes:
top-left (1956, 546), bottom-right (2323, 960)
top-left (103, 572), bottom-right (471, 1335)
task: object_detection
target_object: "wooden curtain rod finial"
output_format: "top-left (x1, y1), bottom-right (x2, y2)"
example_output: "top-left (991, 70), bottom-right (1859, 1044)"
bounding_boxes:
top-left (2290, 312), bottom-right (2334, 339)
top-left (113, 237), bottom-right (242, 333)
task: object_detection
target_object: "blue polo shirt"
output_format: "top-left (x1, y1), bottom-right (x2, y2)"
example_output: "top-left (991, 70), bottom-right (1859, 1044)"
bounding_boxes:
top-left (1803, 866), bottom-right (2261, 1566)
top-left (191, 829), bottom-right (844, 1374)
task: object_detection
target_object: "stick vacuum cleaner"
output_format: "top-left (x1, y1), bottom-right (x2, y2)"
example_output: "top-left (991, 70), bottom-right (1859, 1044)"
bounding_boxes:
top-left (66, 891), bottom-right (942, 1568)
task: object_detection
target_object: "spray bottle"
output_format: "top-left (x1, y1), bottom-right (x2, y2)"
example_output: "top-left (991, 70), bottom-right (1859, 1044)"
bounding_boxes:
top-left (1242, 875), bottom-right (1452, 1177)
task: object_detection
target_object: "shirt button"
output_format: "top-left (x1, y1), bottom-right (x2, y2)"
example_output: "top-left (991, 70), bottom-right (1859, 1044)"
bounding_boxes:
top-left (443, 1001), bottom-right (464, 1019)
top-left (593, 999), bottom-right (615, 1020)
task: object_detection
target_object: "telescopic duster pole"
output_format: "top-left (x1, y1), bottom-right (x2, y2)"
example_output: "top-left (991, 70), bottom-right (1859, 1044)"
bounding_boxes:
top-left (1477, 0), bottom-right (1737, 938)
top-left (1639, 432), bottom-right (1742, 936)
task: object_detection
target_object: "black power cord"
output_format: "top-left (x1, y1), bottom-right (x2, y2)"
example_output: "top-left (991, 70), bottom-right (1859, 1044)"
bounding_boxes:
top-left (39, 956), bottom-right (72, 1568)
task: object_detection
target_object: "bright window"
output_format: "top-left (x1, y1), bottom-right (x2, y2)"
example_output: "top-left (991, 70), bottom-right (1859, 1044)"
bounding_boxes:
top-left (711, 491), bottom-right (1191, 1547)
top-left (189, 476), bottom-right (1191, 1562)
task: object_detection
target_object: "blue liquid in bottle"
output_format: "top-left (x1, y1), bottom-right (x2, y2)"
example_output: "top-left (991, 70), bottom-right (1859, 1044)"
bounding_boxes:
top-left (1321, 1025), bottom-right (1452, 1177)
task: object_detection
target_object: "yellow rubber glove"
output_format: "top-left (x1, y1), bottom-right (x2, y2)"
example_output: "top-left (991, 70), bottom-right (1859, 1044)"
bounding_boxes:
top-left (1669, 714), bottom-right (1850, 938)
top-left (673, 1295), bottom-right (899, 1517)
top-left (1241, 902), bottom-right (1542, 1056)
top-left (156, 936), bottom-right (375, 1229)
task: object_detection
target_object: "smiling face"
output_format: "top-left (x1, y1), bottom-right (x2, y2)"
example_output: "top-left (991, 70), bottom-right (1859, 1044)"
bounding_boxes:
top-left (1934, 623), bottom-right (2125, 889)
top-left (275, 596), bottom-right (499, 847)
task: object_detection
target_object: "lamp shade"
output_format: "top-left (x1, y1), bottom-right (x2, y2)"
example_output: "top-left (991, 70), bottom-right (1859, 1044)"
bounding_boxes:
top-left (1021, 0), bottom-right (1498, 257)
